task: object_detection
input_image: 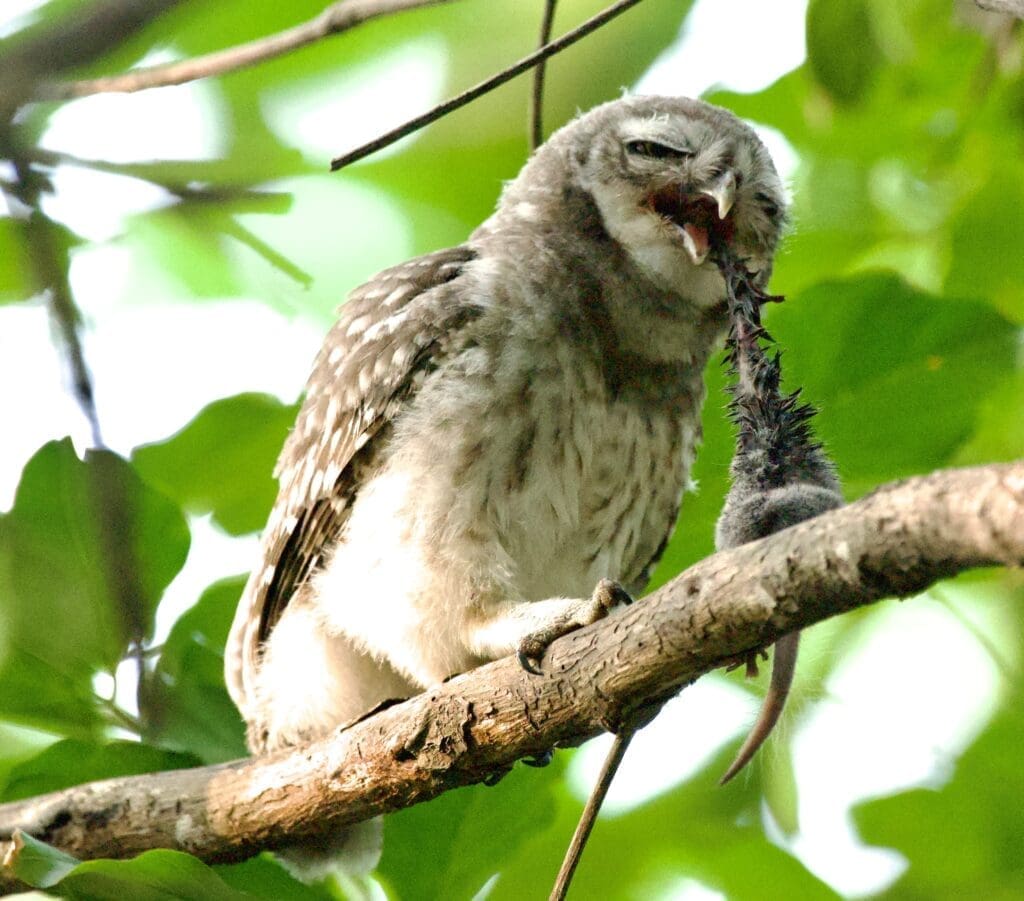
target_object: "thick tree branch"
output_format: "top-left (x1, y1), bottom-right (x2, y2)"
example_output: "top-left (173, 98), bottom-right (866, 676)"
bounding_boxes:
top-left (0, 463), bottom-right (1021, 876)
top-left (40, 0), bottom-right (462, 100)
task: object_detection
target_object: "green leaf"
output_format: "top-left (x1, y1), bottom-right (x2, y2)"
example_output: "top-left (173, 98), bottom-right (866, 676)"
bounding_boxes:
top-left (0, 723), bottom-right (56, 792)
top-left (487, 747), bottom-right (838, 900)
top-left (946, 174), bottom-right (1024, 321)
top-left (141, 577), bottom-right (247, 763)
top-left (0, 739), bottom-right (198, 803)
top-left (14, 846), bottom-right (252, 900)
top-left (0, 440), bottom-right (189, 735)
top-left (132, 394), bottom-right (299, 536)
top-left (766, 274), bottom-right (1018, 495)
top-left (130, 207), bottom-right (245, 300)
top-left (4, 832), bottom-right (80, 890)
top-left (215, 854), bottom-right (340, 900)
top-left (853, 688), bottom-right (1024, 897)
top-left (378, 762), bottom-right (559, 900)
top-left (806, 0), bottom-right (882, 106)
top-left (0, 218), bottom-right (33, 306)
top-left (952, 371), bottom-right (1024, 466)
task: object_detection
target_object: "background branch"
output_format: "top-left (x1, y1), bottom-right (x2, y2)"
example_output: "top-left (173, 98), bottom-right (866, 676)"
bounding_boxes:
top-left (0, 0), bottom-right (187, 118)
top-left (330, 0), bottom-right (646, 169)
top-left (1, 462), bottom-right (1020, 877)
top-left (40, 0), bottom-right (461, 100)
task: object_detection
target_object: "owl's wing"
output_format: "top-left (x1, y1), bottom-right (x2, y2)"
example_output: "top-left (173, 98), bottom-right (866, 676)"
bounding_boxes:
top-left (225, 245), bottom-right (479, 714)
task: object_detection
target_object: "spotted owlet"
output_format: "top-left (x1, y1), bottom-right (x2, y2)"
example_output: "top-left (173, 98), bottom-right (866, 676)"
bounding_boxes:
top-left (224, 95), bottom-right (787, 873)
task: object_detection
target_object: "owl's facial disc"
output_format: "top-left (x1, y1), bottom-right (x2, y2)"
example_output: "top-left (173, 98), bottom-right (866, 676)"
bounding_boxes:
top-left (645, 172), bottom-right (738, 266)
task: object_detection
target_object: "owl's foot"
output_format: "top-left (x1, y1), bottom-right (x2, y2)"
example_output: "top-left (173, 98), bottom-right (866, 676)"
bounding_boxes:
top-left (516, 579), bottom-right (633, 675)
top-left (722, 648), bottom-right (768, 678)
top-left (522, 749), bottom-right (554, 767)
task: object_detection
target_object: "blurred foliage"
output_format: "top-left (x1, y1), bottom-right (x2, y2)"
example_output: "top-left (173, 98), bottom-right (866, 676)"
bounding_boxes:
top-left (0, 0), bottom-right (1022, 898)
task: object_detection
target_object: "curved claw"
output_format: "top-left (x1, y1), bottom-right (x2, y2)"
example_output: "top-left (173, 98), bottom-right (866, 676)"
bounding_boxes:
top-left (517, 649), bottom-right (544, 676)
top-left (522, 749), bottom-right (554, 767)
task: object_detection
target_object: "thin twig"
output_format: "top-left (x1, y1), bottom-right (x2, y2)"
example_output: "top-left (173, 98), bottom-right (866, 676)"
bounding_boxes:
top-left (550, 731), bottom-right (633, 901)
top-left (530, 0), bottom-right (558, 151)
top-left (98, 695), bottom-right (144, 735)
top-left (7, 159), bottom-right (103, 446)
top-left (330, 0), bottom-right (647, 170)
top-left (41, 0), bottom-right (462, 100)
top-left (2, 154), bottom-right (150, 688)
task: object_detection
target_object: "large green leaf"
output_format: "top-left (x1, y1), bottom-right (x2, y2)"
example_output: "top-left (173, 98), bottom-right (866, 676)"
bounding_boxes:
top-left (4, 832), bottom-right (80, 891)
top-left (7, 837), bottom-right (251, 901)
top-left (378, 761), bottom-right (560, 900)
top-left (132, 394), bottom-right (299, 536)
top-left (765, 274), bottom-right (1018, 495)
top-left (0, 739), bottom-right (197, 803)
top-left (0, 440), bottom-right (189, 735)
top-left (141, 576), bottom-right (247, 763)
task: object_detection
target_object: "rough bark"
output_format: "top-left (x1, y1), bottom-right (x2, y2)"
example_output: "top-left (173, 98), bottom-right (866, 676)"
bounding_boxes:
top-left (0, 462), bottom-right (1021, 876)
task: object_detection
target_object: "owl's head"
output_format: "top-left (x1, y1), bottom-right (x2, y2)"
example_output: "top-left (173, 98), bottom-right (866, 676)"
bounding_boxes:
top-left (528, 96), bottom-right (787, 301)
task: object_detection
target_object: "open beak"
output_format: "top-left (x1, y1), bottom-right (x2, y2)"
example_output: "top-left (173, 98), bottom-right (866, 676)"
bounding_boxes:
top-left (645, 170), bottom-right (739, 267)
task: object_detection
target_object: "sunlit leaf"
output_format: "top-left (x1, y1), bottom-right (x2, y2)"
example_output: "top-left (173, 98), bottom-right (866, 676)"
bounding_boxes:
top-left (0, 440), bottom-right (189, 735)
top-left (133, 394), bottom-right (298, 536)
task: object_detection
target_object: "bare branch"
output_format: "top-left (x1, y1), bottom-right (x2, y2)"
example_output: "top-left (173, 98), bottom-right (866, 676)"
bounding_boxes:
top-left (0, 463), bottom-right (1021, 877)
top-left (42, 0), bottom-right (464, 100)
top-left (530, 0), bottom-right (559, 151)
top-left (0, 0), bottom-right (188, 118)
top-left (330, 0), bottom-right (646, 170)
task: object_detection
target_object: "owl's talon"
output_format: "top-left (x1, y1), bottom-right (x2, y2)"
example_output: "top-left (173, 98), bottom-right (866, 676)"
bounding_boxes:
top-left (515, 580), bottom-right (632, 677)
top-left (523, 749), bottom-right (554, 767)
top-left (598, 579), bottom-right (635, 607)
top-left (517, 648), bottom-right (545, 675)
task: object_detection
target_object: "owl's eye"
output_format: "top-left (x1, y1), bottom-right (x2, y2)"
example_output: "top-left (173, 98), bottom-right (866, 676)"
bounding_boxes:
top-left (754, 191), bottom-right (781, 220)
top-left (625, 140), bottom-right (692, 160)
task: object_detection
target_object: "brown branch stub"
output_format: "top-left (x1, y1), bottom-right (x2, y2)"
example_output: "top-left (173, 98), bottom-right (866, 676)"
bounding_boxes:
top-left (41, 0), bottom-right (462, 100)
top-left (0, 463), bottom-right (1021, 869)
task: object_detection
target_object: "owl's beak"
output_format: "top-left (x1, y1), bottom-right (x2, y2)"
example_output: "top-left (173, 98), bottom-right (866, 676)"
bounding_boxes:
top-left (644, 177), bottom-right (737, 267)
top-left (701, 170), bottom-right (737, 221)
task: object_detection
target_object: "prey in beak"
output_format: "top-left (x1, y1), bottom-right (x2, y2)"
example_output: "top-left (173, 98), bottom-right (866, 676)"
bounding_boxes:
top-left (646, 171), bottom-right (737, 266)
